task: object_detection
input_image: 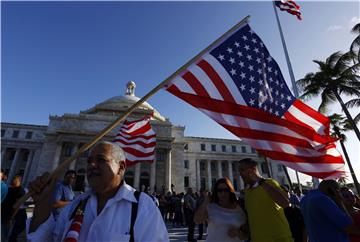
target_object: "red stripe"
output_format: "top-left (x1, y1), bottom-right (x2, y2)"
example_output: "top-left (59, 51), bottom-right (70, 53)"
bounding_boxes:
top-left (69, 223), bottom-right (81, 232)
top-left (258, 149), bottom-right (343, 164)
top-left (123, 117), bottom-right (149, 125)
top-left (115, 134), bottom-right (156, 140)
top-left (121, 123), bottom-right (151, 136)
top-left (293, 100), bottom-right (330, 127)
top-left (182, 71), bottom-right (211, 98)
top-left (64, 238), bottom-right (77, 242)
top-left (221, 123), bottom-right (314, 149)
top-left (197, 60), bottom-right (236, 103)
top-left (114, 140), bottom-right (156, 148)
top-left (170, 91), bottom-right (336, 144)
top-left (123, 147), bottom-right (155, 157)
top-left (283, 111), bottom-right (316, 132)
top-left (282, 1), bottom-right (300, 10)
top-left (166, 84), bottom-right (181, 93)
top-left (300, 170), bottom-right (344, 180)
top-left (126, 159), bottom-right (154, 166)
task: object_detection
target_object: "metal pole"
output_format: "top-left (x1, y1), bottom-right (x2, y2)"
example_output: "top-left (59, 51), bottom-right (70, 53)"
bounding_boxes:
top-left (272, 1), bottom-right (306, 189)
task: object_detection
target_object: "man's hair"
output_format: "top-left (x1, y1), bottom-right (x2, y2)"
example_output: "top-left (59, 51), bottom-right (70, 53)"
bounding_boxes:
top-left (94, 141), bottom-right (126, 163)
top-left (65, 169), bottom-right (77, 177)
top-left (12, 175), bottom-right (22, 182)
top-left (318, 179), bottom-right (339, 195)
top-left (238, 158), bottom-right (258, 167)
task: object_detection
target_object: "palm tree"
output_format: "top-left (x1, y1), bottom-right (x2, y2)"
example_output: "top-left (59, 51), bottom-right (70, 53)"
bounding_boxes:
top-left (297, 51), bottom-right (360, 141)
top-left (328, 113), bottom-right (360, 194)
top-left (350, 23), bottom-right (360, 63)
top-left (345, 96), bottom-right (360, 124)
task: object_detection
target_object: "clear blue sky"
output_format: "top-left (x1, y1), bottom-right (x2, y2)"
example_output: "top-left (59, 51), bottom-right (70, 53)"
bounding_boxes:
top-left (2, 1), bottom-right (359, 184)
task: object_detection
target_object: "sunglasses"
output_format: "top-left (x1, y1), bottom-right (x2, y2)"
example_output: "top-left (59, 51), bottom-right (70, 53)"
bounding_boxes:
top-left (217, 188), bottom-right (230, 193)
top-left (341, 192), bottom-right (354, 198)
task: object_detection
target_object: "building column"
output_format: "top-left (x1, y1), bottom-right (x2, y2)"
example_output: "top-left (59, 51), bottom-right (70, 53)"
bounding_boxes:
top-left (134, 163), bottom-right (141, 190)
top-left (1, 147), bottom-right (7, 163)
top-left (196, 160), bottom-right (201, 191)
top-left (228, 161), bottom-right (233, 184)
top-left (69, 143), bottom-right (78, 170)
top-left (238, 175), bottom-right (244, 190)
top-left (23, 150), bottom-right (35, 186)
top-left (206, 160), bottom-right (212, 191)
top-left (150, 160), bottom-right (156, 193)
top-left (52, 143), bottom-right (63, 170)
top-left (217, 160), bottom-right (222, 179)
top-left (165, 149), bottom-right (172, 192)
top-left (7, 148), bottom-right (21, 185)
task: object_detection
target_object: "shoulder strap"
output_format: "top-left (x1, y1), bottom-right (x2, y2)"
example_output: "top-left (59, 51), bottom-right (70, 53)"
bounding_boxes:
top-left (129, 191), bottom-right (141, 242)
top-left (69, 196), bottom-right (89, 220)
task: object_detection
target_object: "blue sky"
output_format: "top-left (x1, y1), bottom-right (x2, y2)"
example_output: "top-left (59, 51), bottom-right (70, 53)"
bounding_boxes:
top-left (2, 1), bottom-right (359, 184)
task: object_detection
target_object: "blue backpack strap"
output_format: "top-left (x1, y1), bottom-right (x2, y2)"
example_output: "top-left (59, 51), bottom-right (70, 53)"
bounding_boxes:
top-left (129, 191), bottom-right (141, 242)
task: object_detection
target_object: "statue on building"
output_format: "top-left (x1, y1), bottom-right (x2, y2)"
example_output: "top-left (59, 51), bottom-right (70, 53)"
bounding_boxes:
top-left (126, 81), bottom-right (136, 96)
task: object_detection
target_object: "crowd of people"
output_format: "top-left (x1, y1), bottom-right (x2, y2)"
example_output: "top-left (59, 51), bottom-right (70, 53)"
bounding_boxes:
top-left (1, 141), bottom-right (360, 242)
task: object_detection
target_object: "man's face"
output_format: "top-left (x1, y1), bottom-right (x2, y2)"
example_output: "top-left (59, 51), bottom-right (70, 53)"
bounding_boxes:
top-left (238, 163), bottom-right (257, 184)
top-left (11, 177), bottom-right (21, 187)
top-left (187, 188), bottom-right (193, 195)
top-left (86, 144), bottom-right (126, 193)
top-left (64, 173), bottom-right (76, 186)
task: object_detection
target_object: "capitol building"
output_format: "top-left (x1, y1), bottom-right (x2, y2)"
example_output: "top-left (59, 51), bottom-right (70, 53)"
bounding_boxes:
top-left (1, 82), bottom-right (287, 193)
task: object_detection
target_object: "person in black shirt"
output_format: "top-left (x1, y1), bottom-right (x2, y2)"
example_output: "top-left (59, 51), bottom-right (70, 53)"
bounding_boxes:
top-left (1, 175), bottom-right (27, 242)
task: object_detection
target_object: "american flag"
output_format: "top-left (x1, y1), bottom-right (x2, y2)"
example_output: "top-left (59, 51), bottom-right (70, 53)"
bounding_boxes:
top-left (113, 117), bottom-right (156, 167)
top-left (165, 23), bottom-right (345, 179)
top-left (275, 0), bottom-right (302, 20)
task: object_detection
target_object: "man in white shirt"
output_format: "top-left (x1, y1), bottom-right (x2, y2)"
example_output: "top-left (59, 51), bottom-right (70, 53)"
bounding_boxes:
top-left (27, 141), bottom-right (169, 242)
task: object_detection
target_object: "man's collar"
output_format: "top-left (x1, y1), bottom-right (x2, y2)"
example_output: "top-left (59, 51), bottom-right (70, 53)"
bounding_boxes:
top-left (90, 182), bottom-right (138, 204)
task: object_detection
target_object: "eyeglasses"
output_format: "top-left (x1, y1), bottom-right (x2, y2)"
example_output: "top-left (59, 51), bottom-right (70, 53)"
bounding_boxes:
top-left (217, 188), bottom-right (230, 193)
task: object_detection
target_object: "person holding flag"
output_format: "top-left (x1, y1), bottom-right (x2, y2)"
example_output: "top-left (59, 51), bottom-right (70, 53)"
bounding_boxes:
top-left (26, 140), bottom-right (168, 241)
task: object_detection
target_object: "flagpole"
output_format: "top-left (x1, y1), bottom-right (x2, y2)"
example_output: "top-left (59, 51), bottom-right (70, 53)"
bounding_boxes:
top-left (14, 15), bottom-right (251, 210)
top-left (272, 1), bottom-right (304, 190)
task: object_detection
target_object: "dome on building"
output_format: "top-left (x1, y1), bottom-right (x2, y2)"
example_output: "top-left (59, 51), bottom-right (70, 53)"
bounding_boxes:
top-left (81, 81), bottom-right (166, 121)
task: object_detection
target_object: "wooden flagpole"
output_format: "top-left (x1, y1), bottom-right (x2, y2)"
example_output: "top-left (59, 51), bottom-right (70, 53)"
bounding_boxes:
top-left (14, 15), bottom-right (251, 210)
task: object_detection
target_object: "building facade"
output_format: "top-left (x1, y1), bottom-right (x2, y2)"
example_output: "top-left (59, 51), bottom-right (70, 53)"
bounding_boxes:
top-left (1, 82), bottom-right (286, 192)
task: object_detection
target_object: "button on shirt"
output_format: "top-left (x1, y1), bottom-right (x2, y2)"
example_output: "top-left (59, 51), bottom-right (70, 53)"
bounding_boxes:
top-left (300, 189), bottom-right (352, 242)
top-left (27, 183), bottom-right (169, 242)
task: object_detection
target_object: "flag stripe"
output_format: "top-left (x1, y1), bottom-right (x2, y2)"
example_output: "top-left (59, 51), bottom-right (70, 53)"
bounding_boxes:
top-left (115, 133), bottom-right (156, 141)
top-left (113, 117), bottom-right (156, 167)
top-left (170, 90), bottom-right (334, 144)
top-left (275, 0), bottom-right (302, 20)
top-left (182, 71), bottom-right (211, 98)
top-left (197, 59), bottom-right (236, 103)
top-left (122, 147), bottom-right (155, 157)
top-left (202, 54), bottom-right (246, 105)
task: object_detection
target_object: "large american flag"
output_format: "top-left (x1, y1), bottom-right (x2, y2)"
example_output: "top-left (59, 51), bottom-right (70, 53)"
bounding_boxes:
top-left (113, 117), bottom-right (156, 167)
top-left (275, 0), bottom-right (302, 20)
top-left (165, 23), bottom-right (345, 179)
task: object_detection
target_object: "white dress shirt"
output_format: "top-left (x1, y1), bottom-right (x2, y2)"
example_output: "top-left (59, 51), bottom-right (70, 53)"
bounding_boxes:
top-left (26, 183), bottom-right (169, 242)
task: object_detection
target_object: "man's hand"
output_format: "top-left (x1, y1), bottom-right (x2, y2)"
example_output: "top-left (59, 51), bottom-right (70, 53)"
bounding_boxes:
top-left (260, 179), bottom-right (290, 208)
top-left (29, 172), bottom-right (58, 233)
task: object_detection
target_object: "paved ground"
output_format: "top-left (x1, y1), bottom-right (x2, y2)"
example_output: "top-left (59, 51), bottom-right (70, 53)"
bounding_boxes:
top-left (15, 219), bottom-right (206, 242)
top-left (166, 221), bottom-right (206, 242)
